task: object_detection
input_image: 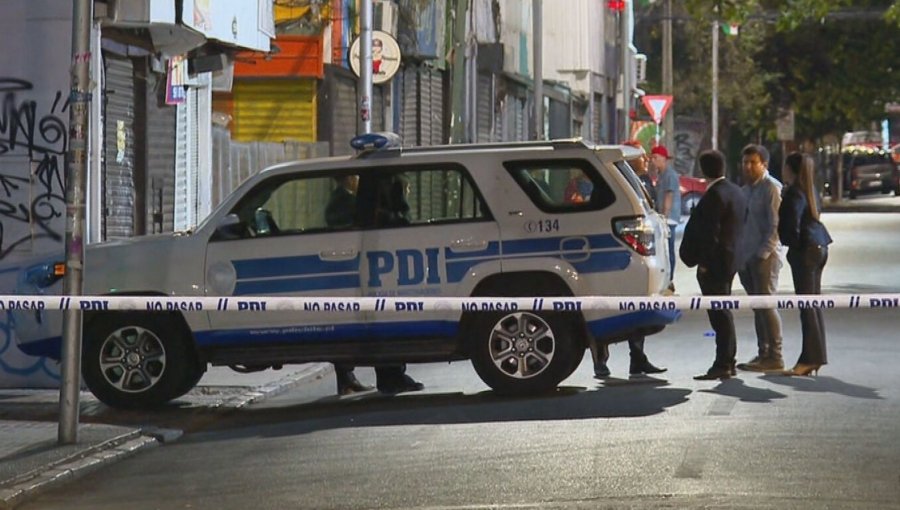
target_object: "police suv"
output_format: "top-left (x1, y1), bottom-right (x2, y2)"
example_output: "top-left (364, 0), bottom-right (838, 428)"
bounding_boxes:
top-left (14, 136), bottom-right (678, 408)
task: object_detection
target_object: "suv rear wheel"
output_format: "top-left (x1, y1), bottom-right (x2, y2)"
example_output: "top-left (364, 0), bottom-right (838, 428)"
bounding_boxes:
top-left (469, 310), bottom-right (578, 395)
top-left (82, 313), bottom-right (203, 409)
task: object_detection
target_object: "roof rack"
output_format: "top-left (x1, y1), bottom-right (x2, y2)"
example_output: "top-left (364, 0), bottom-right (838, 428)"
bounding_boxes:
top-left (355, 138), bottom-right (592, 159)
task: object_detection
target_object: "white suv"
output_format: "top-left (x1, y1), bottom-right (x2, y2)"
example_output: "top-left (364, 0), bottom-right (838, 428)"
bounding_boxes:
top-left (15, 137), bottom-right (677, 408)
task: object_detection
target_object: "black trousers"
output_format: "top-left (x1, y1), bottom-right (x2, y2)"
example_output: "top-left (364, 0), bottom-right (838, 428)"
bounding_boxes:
top-left (335, 363), bottom-right (409, 387)
top-left (787, 245), bottom-right (828, 365)
top-left (697, 269), bottom-right (737, 368)
top-left (595, 337), bottom-right (647, 366)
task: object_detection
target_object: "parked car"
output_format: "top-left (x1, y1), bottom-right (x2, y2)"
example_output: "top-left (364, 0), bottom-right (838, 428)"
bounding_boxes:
top-left (13, 136), bottom-right (679, 409)
top-left (679, 174), bottom-right (708, 216)
top-left (824, 145), bottom-right (899, 199)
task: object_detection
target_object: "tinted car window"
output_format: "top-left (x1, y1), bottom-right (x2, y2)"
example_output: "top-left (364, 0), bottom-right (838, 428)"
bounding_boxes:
top-left (615, 160), bottom-right (654, 209)
top-left (504, 159), bottom-right (616, 212)
top-left (369, 166), bottom-right (490, 228)
top-left (225, 172), bottom-right (360, 238)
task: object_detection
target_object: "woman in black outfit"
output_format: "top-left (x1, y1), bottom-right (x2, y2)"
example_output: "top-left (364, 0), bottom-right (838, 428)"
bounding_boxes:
top-left (778, 152), bottom-right (833, 376)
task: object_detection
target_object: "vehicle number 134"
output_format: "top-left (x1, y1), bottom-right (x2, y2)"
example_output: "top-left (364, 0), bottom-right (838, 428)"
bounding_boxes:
top-left (524, 219), bottom-right (560, 233)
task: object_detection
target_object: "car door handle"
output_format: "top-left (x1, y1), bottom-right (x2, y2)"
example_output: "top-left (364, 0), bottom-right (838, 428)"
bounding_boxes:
top-left (320, 249), bottom-right (358, 260)
top-left (450, 239), bottom-right (488, 251)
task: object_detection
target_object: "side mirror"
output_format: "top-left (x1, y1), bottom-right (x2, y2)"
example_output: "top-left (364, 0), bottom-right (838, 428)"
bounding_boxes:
top-left (214, 213), bottom-right (245, 240)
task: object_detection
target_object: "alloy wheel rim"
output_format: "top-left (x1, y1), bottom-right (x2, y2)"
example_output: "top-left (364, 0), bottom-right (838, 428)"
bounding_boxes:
top-left (488, 312), bottom-right (555, 379)
top-left (98, 326), bottom-right (166, 393)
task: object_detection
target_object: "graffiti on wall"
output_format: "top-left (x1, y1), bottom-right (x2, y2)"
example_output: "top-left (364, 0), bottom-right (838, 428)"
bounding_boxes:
top-left (0, 77), bottom-right (67, 260)
top-left (0, 78), bottom-right (67, 384)
top-left (673, 118), bottom-right (707, 177)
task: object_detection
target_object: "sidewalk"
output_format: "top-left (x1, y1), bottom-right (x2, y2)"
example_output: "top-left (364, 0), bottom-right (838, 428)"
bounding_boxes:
top-left (0, 362), bottom-right (332, 509)
top-left (821, 195), bottom-right (900, 213)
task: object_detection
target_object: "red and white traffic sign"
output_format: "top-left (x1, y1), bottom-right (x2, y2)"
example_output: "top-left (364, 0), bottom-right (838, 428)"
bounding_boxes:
top-left (642, 95), bottom-right (673, 125)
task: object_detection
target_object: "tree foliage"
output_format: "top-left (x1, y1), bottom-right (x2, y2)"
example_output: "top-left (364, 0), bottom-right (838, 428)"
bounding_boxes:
top-left (637, 0), bottom-right (900, 145)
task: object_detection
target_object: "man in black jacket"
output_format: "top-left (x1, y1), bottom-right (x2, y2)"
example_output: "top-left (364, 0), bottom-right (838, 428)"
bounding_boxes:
top-left (680, 150), bottom-right (747, 380)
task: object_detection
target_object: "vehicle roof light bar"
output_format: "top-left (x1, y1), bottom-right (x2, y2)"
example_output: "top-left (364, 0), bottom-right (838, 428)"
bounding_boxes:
top-left (350, 132), bottom-right (402, 151)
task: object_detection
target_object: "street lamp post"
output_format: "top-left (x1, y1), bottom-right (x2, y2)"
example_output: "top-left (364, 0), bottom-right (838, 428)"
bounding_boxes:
top-left (59, 0), bottom-right (93, 445)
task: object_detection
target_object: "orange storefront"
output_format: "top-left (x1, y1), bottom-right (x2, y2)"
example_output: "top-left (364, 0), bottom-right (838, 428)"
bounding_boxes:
top-left (215, 36), bottom-right (323, 143)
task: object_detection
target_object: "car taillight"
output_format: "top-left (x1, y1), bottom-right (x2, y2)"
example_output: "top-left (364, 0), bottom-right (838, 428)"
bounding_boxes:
top-left (613, 216), bottom-right (656, 256)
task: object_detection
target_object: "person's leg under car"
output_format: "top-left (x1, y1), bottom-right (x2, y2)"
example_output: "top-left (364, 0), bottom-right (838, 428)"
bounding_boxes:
top-left (374, 364), bottom-right (424, 394)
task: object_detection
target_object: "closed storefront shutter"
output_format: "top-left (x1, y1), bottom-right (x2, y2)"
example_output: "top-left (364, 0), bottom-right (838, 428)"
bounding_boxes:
top-left (174, 93), bottom-right (194, 231)
top-left (232, 79), bottom-right (316, 143)
top-left (329, 67), bottom-right (385, 156)
top-left (398, 66), bottom-right (418, 146)
top-left (592, 93), bottom-right (603, 143)
top-left (422, 67), bottom-right (444, 145)
top-left (145, 75), bottom-right (176, 234)
top-left (548, 98), bottom-right (570, 139)
top-left (396, 65), bottom-right (444, 147)
top-left (332, 74), bottom-right (358, 156)
top-left (476, 72), bottom-right (493, 143)
top-left (103, 54), bottom-right (136, 240)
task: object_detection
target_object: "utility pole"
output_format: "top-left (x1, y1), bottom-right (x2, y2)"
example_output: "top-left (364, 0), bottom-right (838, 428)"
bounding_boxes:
top-left (59, 0), bottom-right (93, 445)
top-left (662, 0), bottom-right (673, 149)
top-left (533, 0), bottom-right (543, 140)
top-left (620, 3), bottom-right (631, 141)
top-left (450, 0), bottom-right (467, 143)
top-left (357, 0), bottom-right (373, 135)
top-left (711, 20), bottom-right (719, 150)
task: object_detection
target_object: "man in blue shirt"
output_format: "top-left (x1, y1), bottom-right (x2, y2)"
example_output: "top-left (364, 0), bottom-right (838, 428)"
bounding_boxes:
top-left (736, 144), bottom-right (785, 372)
top-left (651, 145), bottom-right (681, 285)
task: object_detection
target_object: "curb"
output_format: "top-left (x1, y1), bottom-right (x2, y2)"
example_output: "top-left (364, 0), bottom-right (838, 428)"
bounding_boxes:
top-left (215, 362), bottom-right (333, 408)
top-left (822, 204), bottom-right (900, 213)
top-left (0, 432), bottom-right (157, 509)
top-left (0, 362), bottom-right (332, 509)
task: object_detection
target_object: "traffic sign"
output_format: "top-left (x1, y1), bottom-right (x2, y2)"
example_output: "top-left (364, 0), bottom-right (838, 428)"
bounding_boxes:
top-left (642, 95), bottom-right (673, 125)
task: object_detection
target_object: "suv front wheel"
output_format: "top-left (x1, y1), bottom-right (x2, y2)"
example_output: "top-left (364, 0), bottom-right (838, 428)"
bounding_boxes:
top-left (82, 313), bottom-right (203, 409)
top-left (469, 311), bottom-right (578, 395)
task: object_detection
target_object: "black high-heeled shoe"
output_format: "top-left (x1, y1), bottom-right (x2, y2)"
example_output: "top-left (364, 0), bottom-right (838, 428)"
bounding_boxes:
top-left (781, 363), bottom-right (822, 376)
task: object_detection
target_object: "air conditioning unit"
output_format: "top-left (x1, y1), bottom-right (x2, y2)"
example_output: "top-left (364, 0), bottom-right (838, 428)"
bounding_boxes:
top-left (374, 0), bottom-right (398, 36)
top-left (108, 0), bottom-right (150, 23)
top-left (634, 53), bottom-right (648, 84)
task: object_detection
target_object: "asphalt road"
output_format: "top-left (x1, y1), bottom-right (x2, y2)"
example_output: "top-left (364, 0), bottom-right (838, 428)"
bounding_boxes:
top-left (19, 213), bottom-right (900, 510)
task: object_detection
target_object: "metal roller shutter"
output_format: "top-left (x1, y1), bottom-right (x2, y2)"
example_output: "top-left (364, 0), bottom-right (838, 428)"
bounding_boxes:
top-left (332, 74), bottom-right (358, 156)
top-left (398, 66), bottom-right (418, 146)
top-left (232, 80), bottom-right (317, 142)
top-left (332, 73), bottom-right (386, 156)
top-left (424, 68), bottom-right (444, 145)
top-left (592, 92), bottom-right (603, 143)
top-left (103, 55), bottom-right (136, 240)
top-left (145, 74), bottom-right (176, 234)
top-left (476, 73), bottom-right (493, 143)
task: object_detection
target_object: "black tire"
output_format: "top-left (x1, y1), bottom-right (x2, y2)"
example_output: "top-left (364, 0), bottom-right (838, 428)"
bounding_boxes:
top-left (469, 310), bottom-right (579, 395)
top-left (82, 313), bottom-right (203, 409)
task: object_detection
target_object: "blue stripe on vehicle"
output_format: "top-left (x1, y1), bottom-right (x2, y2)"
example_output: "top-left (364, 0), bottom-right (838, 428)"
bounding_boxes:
top-left (194, 320), bottom-right (459, 346)
top-left (501, 234), bottom-right (620, 255)
top-left (234, 273), bottom-right (360, 295)
top-left (232, 254), bottom-right (360, 279)
top-left (586, 309), bottom-right (681, 340)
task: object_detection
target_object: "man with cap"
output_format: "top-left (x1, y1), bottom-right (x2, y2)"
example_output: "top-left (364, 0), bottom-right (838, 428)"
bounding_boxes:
top-left (590, 141), bottom-right (666, 378)
top-left (650, 145), bottom-right (681, 285)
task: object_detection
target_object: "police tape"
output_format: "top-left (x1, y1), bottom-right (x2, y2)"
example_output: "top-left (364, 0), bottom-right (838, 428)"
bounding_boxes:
top-left (0, 294), bottom-right (891, 312)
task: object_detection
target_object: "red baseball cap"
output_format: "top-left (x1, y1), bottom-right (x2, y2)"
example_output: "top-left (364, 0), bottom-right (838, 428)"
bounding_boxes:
top-left (651, 145), bottom-right (672, 159)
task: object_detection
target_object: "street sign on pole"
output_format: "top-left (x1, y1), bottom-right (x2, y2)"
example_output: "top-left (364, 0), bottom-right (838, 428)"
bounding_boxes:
top-left (642, 95), bottom-right (673, 125)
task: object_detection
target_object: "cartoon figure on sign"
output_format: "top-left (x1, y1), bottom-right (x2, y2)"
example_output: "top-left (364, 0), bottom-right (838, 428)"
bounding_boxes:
top-left (373, 38), bottom-right (384, 75)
